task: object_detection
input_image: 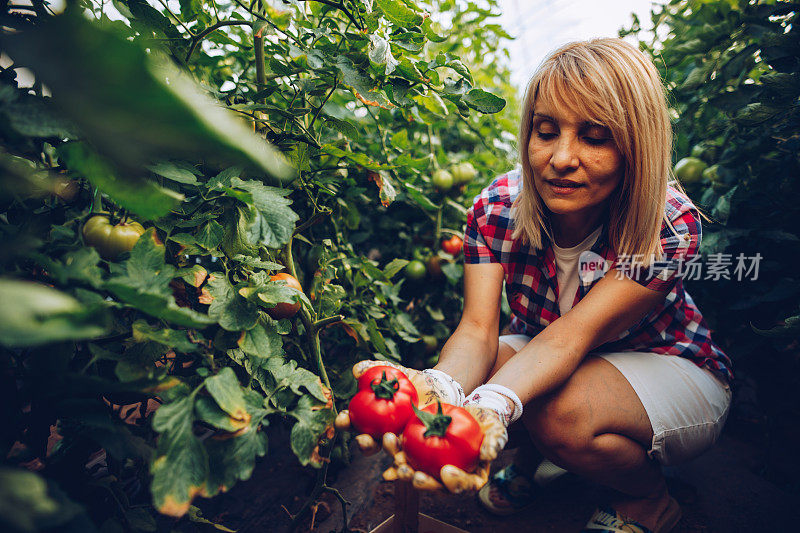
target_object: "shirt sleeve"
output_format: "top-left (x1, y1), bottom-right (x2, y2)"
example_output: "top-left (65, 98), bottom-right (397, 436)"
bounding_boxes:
top-left (615, 207), bottom-right (702, 292)
top-left (464, 199), bottom-right (499, 264)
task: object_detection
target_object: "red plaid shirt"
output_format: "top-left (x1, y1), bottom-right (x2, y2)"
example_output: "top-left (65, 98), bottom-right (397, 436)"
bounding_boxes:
top-left (464, 169), bottom-right (733, 384)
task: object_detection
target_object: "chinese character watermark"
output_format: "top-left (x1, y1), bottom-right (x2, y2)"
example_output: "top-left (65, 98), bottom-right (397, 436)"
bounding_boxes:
top-left (610, 253), bottom-right (762, 281)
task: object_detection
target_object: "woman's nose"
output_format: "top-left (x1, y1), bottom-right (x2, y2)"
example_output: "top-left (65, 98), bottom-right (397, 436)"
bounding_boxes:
top-left (550, 135), bottom-right (580, 172)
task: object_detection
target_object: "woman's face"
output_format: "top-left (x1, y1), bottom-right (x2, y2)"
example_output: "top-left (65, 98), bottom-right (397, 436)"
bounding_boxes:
top-left (527, 95), bottom-right (624, 227)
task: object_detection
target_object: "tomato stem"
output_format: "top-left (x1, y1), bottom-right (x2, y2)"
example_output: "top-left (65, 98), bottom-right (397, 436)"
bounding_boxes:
top-left (370, 371), bottom-right (400, 400)
top-left (412, 400), bottom-right (452, 438)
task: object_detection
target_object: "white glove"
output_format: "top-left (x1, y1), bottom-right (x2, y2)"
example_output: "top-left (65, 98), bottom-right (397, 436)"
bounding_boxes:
top-left (464, 383), bottom-right (524, 427)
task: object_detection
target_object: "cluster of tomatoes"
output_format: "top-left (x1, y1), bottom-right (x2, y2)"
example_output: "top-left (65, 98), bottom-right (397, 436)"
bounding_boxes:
top-left (431, 162), bottom-right (478, 192)
top-left (404, 234), bottom-right (463, 282)
top-left (348, 365), bottom-right (483, 480)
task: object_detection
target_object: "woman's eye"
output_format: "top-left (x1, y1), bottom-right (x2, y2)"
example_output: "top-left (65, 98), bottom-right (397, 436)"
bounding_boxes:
top-left (536, 131), bottom-right (556, 140)
top-left (584, 136), bottom-right (609, 145)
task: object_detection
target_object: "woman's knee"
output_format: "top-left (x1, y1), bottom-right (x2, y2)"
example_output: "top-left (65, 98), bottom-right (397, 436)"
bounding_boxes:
top-left (522, 390), bottom-right (593, 456)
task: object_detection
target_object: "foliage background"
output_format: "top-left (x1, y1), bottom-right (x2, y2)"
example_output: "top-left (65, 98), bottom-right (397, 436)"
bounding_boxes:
top-left (0, 0), bottom-right (518, 531)
top-left (622, 0), bottom-right (800, 492)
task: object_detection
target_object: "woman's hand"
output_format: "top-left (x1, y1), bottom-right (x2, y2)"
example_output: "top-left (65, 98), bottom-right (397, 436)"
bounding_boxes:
top-left (334, 360), bottom-right (464, 455)
top-left (381, 404), bottom-right (508, 493)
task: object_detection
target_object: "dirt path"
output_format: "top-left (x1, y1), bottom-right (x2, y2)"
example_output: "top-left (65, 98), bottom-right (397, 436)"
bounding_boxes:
top-left (200, 428), bottom-right (798, 532)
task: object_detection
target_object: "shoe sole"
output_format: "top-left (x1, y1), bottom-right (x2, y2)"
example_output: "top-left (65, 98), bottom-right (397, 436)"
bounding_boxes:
top-left (477, 481), bottom-right (536, 516)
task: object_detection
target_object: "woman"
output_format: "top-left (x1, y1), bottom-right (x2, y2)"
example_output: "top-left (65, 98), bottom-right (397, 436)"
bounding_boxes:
top-left (340, 38), bottom-right (733, 533)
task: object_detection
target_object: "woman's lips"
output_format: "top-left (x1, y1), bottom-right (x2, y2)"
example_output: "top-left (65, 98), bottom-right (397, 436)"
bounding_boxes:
top-left (547, 180), bottom-right (583, 194)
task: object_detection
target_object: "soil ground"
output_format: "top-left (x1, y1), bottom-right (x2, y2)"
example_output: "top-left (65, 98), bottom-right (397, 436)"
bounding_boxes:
top-left (200, 426), bottom-right (799, 533)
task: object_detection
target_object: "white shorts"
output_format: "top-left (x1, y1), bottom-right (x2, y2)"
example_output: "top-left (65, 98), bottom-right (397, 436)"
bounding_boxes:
top-left (499, 334), bottom-right (733, 466)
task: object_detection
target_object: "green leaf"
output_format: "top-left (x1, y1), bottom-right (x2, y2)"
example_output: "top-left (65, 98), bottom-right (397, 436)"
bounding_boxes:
top-left (751, 315), bottom-right (800, 338)
top-left (321, 144), bottom-right (394, 171)
top-left (187, 506), bottom-right (237, 532)
top-left (0, 279), bottom-right (107, 347)
top-left (422, 18), bottom-right (448, 42)
top-left (0, 468), bottom-right (61, 531)
top-left (463, 89), bottom-right (506, 114)
top-left (0, 92), bottom-right (78, 138)
top-left (2, 11), bottom-right (294, 183)
top-left (105, 231), bottom-right (215, 328)
top-left (196, 220), bottom-right (225, 250)
top-left (383, 258), bottom-right (409, 279)
top-left (238, 317), bottom-right (283, 358)
top-left (59, 142), bottom-right (183, 221)
top-left (225, 178), bottom-right (299, 248)
top-left (204, 367), bottom-right (249, 423)
top-left (288, 394), bottom-right (334, 467)
top-left (206, 274), bottom-right (259, 331)
top-left (734, 103), bottom-right (781, 125)
top-left (231, 255), bottom-right (284, 271)
top-left (371, 170), bottom-right (397, 207)
top-left (322, 117), bottom-right (361, 141)
top-left (204, 414), bottom-right (268, 495)
top-left (151, 392), bottom-right (208, 517)
top-left (32, 248), bottom-right (104, 289)
top-left (318, 283), bottom-right (346, 316)
top-left (147, 161), bottom-right (199, 185)
top-left (366, 318), bottom-right (390, 357)
top-left (442, 261), bottom-right (463, 285)
top-left (369, 34), bottom-right (400, 75)
top-left (417, 92), bottom-right (449, 117)
top-left (334, 55), bottom-right (389, 107)
top-left (262, 357), bottom-right (329, 403)
top-left (402, 182), bottom-right (439, 212)
top-left (131, 320), bottom-right (199, 353)
top-left (376, 0), bottom-right (424, 28)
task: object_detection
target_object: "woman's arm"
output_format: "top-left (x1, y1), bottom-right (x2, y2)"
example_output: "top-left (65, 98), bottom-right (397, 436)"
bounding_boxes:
top-left (488, 268), bottom-right (669, 405)
top-left (434, 262), bottom-right (506, 394)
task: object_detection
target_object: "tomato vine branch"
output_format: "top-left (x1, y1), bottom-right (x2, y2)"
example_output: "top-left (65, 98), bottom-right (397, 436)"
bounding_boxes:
top-left (185, 20), bottom-right (252, 62)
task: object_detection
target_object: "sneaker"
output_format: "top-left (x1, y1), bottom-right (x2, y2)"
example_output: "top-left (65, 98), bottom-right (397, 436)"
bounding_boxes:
top-left (478, 460), bottom-right (568, 516)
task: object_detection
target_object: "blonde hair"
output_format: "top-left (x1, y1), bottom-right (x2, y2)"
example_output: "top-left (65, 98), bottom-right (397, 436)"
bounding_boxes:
top-left (513, 38), bottom-right (681, 265)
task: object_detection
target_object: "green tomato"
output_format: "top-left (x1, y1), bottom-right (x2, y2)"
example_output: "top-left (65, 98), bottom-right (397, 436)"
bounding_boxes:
top-left (674, 157), bottom-right (707, 184)
top-left (421, 335), bottom-right (438, 354)
top-left (702, 164), bottom-right (720, 183)
top-left (412, 247), bottom-right (430, 262)
top-left (451, 162), bottom-right (477, 184)
top-left (82, 215), bottom-right (145, 260)
top-left (405, 260), bottom-right (427, 280)
top-left (432, 169), bottom-right (454, 191)
top-left (691, 142), bottom-right (720, 163)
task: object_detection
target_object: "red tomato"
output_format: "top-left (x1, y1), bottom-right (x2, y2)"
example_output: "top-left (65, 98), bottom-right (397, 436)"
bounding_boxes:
top-left (441, 235), bottom-right (463, 255)
top-left (401, 401), bottom-right (483, 480)
top-left (267, 273), bottom-right (303, 319)
top-left (348, 366), bottom-right (419, 439)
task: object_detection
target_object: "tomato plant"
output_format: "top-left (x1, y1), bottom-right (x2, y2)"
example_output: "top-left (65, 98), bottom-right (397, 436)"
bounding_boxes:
top-left (622, 0), bottom-right (800, 491)
top-left (0, 0), bottom-right (518, 530)
top-left (348, 365), bottom-right (419, 439)
top-left (402, 401), bottom-right (483, 480)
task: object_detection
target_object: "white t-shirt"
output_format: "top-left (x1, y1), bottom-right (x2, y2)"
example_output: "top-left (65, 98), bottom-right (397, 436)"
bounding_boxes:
top-left (552, 225), bottom-right (603, 315)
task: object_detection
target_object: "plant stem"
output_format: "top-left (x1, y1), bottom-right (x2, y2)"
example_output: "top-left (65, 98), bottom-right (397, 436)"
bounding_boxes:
top-left (185, 20), bottom-right (252, 62)
top-left (293, 208), bottom-right (332, 236)
top-left (295, 0), bottom-right (363, 30)
top-left (313, 314), bottom-right (344, 330)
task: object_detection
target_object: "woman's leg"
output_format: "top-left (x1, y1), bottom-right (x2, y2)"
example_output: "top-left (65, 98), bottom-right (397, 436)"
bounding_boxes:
top-left (522, 356), bottom-right (671, 530)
